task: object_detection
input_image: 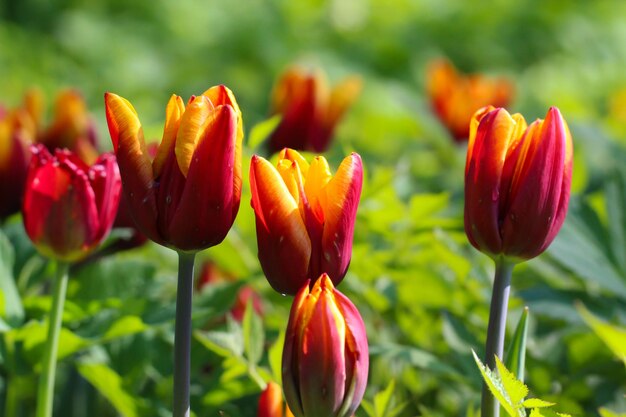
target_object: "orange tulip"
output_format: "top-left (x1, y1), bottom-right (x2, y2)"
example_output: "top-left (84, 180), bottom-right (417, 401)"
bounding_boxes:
top-left (427, 59), bottom-right (514, 141)
top-left (464, 106), bottom-right (573, 261)
top-left (268, 66), bottom-right (361, 153)
top-left (105, 85), bottom-right (243, 252)
top-left (250, 149), bottom-right (363, 295)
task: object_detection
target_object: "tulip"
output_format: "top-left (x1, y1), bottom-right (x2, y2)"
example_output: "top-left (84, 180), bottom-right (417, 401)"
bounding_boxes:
top-left (104, 85), bottom-right (243, 252)
top-left (464, 106), bottom-right (573, 262)
top-left (282, 274), bottom-right (368, 417)
top-left (22, 145), bottom-right (122, 262)
top-left (464, 106), bottom-right (572, 417)
top-left (427, 59), bottom-right (514, 141)
top-left (0, 108), bottom-right (34, 220)
top-left (268, 66), bottom-right (362, 153)
top-left (250, 148), bottom-right (363, 295)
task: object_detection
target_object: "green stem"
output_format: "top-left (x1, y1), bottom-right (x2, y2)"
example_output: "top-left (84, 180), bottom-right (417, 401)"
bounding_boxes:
top-left (173, 252), bottom-right (196, 417)
top-left (36, 261), bottom-right (69, 417)
top-left (481, 257), bottom-right (515, 417)
top-left (5, 374), bottom-right (20, 417)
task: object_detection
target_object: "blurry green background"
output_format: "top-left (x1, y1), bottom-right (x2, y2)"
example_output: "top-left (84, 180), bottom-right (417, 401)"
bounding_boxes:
top-left (1, 1), bottom-right (625, 417)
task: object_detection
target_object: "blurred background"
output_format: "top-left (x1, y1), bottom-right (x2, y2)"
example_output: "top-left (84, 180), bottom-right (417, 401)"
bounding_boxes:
top-left (1, 0), bottom-right (625, 416)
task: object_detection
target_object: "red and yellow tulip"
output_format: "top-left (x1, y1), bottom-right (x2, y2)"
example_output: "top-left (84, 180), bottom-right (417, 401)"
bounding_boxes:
top-left (250, 148), bottom-right (363, 295)
top-left (427, 59), bottom-right (514, 141)
top-left (282, 275), bottom-right (368, 417)
top-left (464, 106), bottom-right (573, 261)
top-left (104, 85), bottom-right (243, 252)
top-left (257, 382), bottom-right (295, 417)
top-left (268, 66), bottom-right (362, 153)
top-left (22, 145), bottom-right (121, 262)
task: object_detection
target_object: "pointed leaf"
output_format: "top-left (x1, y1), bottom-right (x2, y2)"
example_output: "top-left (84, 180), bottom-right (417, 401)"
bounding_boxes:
top-left (577, 303), bottom-right (626, 366)
top-left (523, 399), bottom-right (555, 408)
top-left (248, 115), bottom-right (281, 149)
top-left (77, 362), bottom-right (139, 417)
top-left (0, 229), bottom-right (24, 326)
top-left (242, 298), bottom-right (264, 365)
top-left (471, 350), bottom-right (524, 417)
top-left (505, 307), bottom-right (530, 381)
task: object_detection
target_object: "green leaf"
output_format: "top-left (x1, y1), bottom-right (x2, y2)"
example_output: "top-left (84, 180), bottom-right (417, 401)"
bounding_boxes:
top-left (495, 355), bottom-right (528, 406)
top-left (195, 318), bottom-right (244, 358)
top-left (370, 343), bottom-right (460, 377)
top-left (242, 299), bottom-right (264, 366)
top-left (247, 115), bottom-right (281, 149)
top-left (101, 315), bottom-right (148, 343)
top-left (577, 303), bottom-right (626, 366)
top-left (77, 362), bottom-right (139, 417)
top-left (0, 229), bottom-right (24, 326)
top-left (372, 379), bottom-right (405, 417)
top-left (523, 399), bottom-right (555, 408)
top-left (505, 307), bottom-right (530, 382)
top-left (16, 321), bottom-right (90, 365)
top-left (268, 331), bottom-right (284, 385)
top-left (471, 350), bottom-right (525, 417)
top-left (599, 407), bottom-right (626, 417)
top-left (605, 169), bottom-right (626, 271)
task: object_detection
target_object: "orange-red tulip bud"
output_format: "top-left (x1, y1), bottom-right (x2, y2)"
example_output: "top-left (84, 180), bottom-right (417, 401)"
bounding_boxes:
top-left (250, 149), bottom-right (363, 294)
top-left (427, 59), bottom-right (514, 141)
top-left (283, 275), bottom-right (368, 417)
top-left (464, 106), bottom-right (573, 261)
top-left (22, 145), bottom-right (121, 262)
top-left (104, 86), bottom-right (243, 252)
top-left (268, 66), bottom-right (361, 153)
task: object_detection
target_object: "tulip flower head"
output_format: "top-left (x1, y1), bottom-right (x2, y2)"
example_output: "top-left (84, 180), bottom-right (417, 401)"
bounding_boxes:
top-left (0, 107), bottom-right (35, 220)
top-left (427, 59), bottom-right (514, 141)
top-left (258, 381), bottom-right (296, 417)
top-left (464, 106), bottom-right (573, 261)
top-left (283, 274), bottom-right (368, 417)
top-left (250, 149), bottom-right (363, 295)
top-left (268, 66), bottom-right (362, 153)
top-left (104, 86), bottom-right (243, 252)
top-left (22, 145), bottom-right (121, 262)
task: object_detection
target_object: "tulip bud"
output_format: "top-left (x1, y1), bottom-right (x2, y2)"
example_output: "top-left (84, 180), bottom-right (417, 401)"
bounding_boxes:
top-left (104, 85), bottom-right (243, 252)
top-left (268, 66), bottom-right (361, 153)
top-left (250, 149), bottom-right (362, 295)
top-left (464, 106), bottom-right (573, 261)
top-left (427, 59), bottom-right (514, 141)
top-left (22, 145), bottom-right (122, 262)
top-left (283, 274), bottom-right (368, 417)
top-left (258, 381), bottom-right (283, 417)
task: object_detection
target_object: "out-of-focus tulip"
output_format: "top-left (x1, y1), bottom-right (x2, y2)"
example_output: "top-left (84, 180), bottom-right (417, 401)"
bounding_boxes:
top-left (22, 145), bottom-right (121, 262)
top-left (283, 274), bottom-right (368, 417)
top-left (195, 260), bottom-right (263, 322)
top-left (427, 59), bottom-right (514, 142)
top-left (464, 106), bottom-right (573, 261)
top-left (0, 108), bottom-right (34, 220)
top-left (38, 89), bottom-right (100, 164)
top-left (250, 149), bottom-right (362, 295)
top-left (104, 85), bottom-right (243, 252)
top-left (268, 66), bottom-right (362, 153)
top-left (258, 382), bottom-right (296, 417)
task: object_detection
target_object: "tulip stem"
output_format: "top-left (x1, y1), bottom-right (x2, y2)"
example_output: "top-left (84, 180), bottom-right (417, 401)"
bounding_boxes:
top-left (173, 252), bottom-right (196, 417)
top-left (481, 257), bottom-right (515, 417)
top-left (35, 261), bottom-right (69, 417)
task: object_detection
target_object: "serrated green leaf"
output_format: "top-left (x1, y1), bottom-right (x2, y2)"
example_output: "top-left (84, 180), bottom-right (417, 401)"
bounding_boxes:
top-left (242, 299), bottom-right (264, 365)
top-left (523, 399), bottom-right (555, 408)
top-left (471, 350), bottom-right (524, 417)
top-left (577, 303), bottom-right (626, 366)
top-left (529, 408), bottom-right (544, 417)
top-left (506, 307), bottom-right (529, 382)
top-left (247, 115), bottom-right (281, 149)
top-left (495, 355), bottom-right (528, 405)
top-left (77, 362), bottom-right (139, 417)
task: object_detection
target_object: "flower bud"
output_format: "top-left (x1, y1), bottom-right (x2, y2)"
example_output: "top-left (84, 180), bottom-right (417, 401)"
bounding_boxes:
top-left (282, 274), bottom-right (368, 417)
top-left (104, 85), bottom-right (243, 252)
top-left (464, 106), bottom-right (573, 261)
top-left (22, 145), bottom-right (121, 262)
top-left (250, 149), bottom-right (362, 294)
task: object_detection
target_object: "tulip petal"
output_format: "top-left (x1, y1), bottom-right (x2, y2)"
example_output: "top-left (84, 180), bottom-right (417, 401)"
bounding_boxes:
top-left (88, 153), bottom-right (122, 243)
top-left (175, 95), bottom-right (214, 178)
top-left (153, 95), bottom-right (185, 177)
top-left (258, 382), bottom-right (284, 417)
top-left (279, 148), bottom-right (310, 176)
top-left (105, 92), bottom-right (159, 241)
top-left (318, 153), bottom-right (363, 284)
top-left (464, 108), bottom-right (524, 256)
top-left (250, 155), bottom-right (311, 294)
top-left (168, 105), bottom-right (239, 250)
top-left (501, 107), bottom-right (572, 258)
